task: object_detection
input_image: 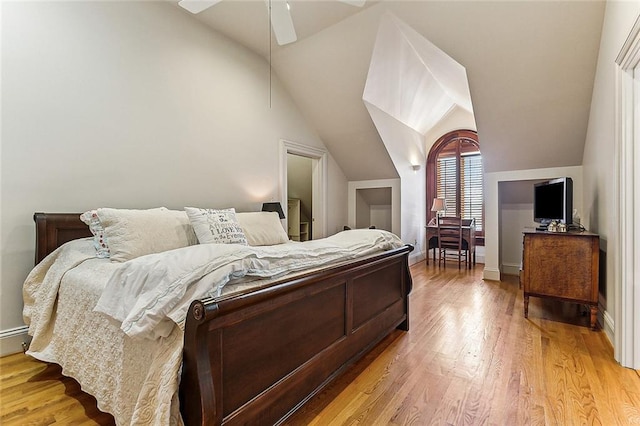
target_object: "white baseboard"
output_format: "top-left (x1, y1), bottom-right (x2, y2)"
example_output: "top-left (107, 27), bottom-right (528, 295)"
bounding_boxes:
top-left (501, 263), bottom-right (521, 276)
top-left (597, 294), bottom-right (614, 347)
top-left (602, 309), bottom-right (614, 347)
top-left (483, 267), bottom-right (501, 281)
top-left (409, 250), bottom-right (425, 266)
top-left (474, 246), bottom-right (485, 265)
top-left (0, 326), bottom-right (30, 357)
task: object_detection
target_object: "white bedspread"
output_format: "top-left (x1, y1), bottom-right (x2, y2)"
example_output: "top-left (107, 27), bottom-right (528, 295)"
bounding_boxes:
top-left (23, 239), bottom-right (184, 425)
top-left (22, 229), bottom-right (403, 425)
top-left (95, 229), bottom-right (404, 340)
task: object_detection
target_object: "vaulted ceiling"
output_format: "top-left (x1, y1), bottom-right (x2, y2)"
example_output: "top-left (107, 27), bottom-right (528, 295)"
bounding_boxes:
top-left (172, 0), bottom-right (605, 180)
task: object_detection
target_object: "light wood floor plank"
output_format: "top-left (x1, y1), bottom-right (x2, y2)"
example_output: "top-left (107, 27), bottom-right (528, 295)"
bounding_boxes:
top-left (2, 262), bottom-right (640, 425)
top-left (286, 263), bottom-right (640, 425)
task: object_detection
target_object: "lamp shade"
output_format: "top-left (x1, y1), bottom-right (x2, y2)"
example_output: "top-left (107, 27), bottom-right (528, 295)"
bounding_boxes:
top-left (261, 202), bottom-right (285, 219)
top-left (430, 198), bottom-right (445, 213)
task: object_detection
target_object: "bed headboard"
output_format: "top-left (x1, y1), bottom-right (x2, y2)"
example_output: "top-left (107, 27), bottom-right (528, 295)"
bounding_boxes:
top-left (34, 212), bottom-right (91, 265)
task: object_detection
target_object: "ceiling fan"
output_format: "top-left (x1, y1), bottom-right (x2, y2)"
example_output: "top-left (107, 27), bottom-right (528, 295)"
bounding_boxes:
top-left (178, 0), bottom-right (366, 46)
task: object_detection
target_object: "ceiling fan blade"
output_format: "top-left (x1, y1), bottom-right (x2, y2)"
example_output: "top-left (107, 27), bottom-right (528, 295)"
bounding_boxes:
top-left (338, 0), bottom-right (366, 6)
top-left (269, 0), bottom-right (297, 45)
top-left (178, 0), bottom-right (223, 14)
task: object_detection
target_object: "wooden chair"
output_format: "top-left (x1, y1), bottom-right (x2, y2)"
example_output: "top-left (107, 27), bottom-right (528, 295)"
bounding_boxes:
top-left (437, 216), bottom-right (468, 269)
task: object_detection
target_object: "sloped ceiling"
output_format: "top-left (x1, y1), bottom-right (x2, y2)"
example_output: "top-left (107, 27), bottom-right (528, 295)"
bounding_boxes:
top-left (173, 0), bottom-right (605, 179)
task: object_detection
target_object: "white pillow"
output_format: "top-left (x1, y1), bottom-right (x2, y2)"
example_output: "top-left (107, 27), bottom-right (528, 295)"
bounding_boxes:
top-left (80, 210), bottom-right (111, 258)
top-left (97, 207), bottom-right (198, 262)
top-left (236, 212), bottom-right (289, 246)
top-left (185, 207), bottom-right (248, 245)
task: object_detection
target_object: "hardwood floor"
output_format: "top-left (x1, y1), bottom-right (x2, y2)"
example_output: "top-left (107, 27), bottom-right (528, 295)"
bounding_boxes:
top-left (0, 355), bottom-right (114, 425)
top-left (2, 262), bottom-right (640, 425)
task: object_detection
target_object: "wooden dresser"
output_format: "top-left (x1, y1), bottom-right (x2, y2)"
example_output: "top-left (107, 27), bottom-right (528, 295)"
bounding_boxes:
top-left (521, 229), bottom-right (599, 329)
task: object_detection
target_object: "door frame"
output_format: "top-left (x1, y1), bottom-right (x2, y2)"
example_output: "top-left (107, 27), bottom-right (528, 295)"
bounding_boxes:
top-left (615, 15), bottom-right (640, 368)
top-left (280, 140), bottom-right (328, 239)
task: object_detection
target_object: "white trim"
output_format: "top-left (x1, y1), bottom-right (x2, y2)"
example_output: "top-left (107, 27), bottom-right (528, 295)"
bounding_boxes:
top-left (600, 293), bottom-right (615, 346)
top-left (616, 15), bottom-right (640, 65)
top-left (0, 325), bottom-right (29, 338)
top-left (615, 17), bottom-right (640, 368)
top-left (483, 267), bottom-right (500, 281)
top-left (0, 326), bottom-right (30, 357)
top-left (603, 309), bottom-right (615, 348)
top-left (280, 140), bottom-right (328, 239)
top-left (409, 251), bottom-right (425, 266)
top-left (501, 263), bottom-right (521, 277)
top-left (0, 1), bottom-right (3, 358)
top-left (474, 245), bottom-right (485, 265)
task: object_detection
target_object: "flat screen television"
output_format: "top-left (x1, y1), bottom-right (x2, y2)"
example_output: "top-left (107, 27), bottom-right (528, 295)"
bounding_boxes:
top-left (533, 177), bottom-right (573, 226)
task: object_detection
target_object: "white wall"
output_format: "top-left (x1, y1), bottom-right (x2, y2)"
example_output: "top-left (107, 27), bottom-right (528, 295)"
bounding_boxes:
top-left (363, 103), bottom-right (426, 262)
top-left (423, 106), bottom-right (477, 152)
top-left (583, 0), bottom-right (640, 350)
top-left (0, 2), bottom-right (348, 355)
top-left (355, 191), bottom-right (370, 229)
top-left (500, 203), bottom-right (533, 275)
top-left (370, 205), bottom-right (392, 232)
top-left (353, 188), bottom-right (392, 231)
top-left (499, 180), bottom-right (544, 275)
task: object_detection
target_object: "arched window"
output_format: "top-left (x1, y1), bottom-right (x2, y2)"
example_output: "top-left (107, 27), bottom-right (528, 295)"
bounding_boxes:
top-left (427, 130), bottom-right (484, 244)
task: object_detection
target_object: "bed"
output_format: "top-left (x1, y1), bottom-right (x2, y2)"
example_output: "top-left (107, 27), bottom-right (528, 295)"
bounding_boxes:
top-left (26, 209), bottom-right (414, 425)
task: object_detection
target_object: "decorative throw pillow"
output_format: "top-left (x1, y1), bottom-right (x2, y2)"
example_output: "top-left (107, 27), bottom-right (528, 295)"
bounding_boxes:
top-left (80, 210), bottom-right (111, 258)
top-left (185, 207), bottom-right (248, 245)
top-left (236, 212), bottom-right (289, 246)
top-left (97, 207), bottom-right (198, 262)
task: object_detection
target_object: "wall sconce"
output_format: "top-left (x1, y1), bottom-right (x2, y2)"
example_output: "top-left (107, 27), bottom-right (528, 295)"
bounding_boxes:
top-left (261, 202), bottom-right (285, 219)
top-left (411, 164), bottom-right (421, 173)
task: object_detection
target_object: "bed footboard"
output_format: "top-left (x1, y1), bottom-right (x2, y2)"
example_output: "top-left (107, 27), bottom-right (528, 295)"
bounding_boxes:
top-left (180, 244), bottom-right (413, 425)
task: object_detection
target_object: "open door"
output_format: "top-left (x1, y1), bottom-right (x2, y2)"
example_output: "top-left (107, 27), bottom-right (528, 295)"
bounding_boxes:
top-left (287, 154), bottom-right (312, 241)
top-left (280, 140), bottom-right (328, 239)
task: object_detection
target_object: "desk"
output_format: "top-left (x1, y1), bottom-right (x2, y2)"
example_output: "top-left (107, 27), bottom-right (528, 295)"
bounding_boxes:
top-left (425, 221), bottom-right (476, 268)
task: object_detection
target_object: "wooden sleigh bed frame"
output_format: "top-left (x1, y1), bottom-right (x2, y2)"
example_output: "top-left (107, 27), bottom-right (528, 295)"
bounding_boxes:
top-left (33, 212), bottom-right (414, 425)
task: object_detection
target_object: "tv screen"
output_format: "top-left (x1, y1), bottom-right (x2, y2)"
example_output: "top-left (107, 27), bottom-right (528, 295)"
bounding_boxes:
top-left (533, 177), bottom-right (573, 225)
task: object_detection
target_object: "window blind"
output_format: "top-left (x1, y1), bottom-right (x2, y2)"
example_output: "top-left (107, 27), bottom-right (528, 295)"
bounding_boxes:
top-left (436, 153), bottom-right (483, 232)
top-left (436, 156), bottom-right (457, 215)
top-left (462, 154), bottom-right (483, 232)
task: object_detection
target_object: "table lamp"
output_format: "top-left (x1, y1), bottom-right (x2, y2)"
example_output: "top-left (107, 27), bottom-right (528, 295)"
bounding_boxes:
top-left (431, 198), bottom-right (445, 217)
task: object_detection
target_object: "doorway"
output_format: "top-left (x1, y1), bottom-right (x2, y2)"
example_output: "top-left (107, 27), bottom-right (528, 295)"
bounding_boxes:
top-left (287, 154), bottom-right (312, 241)
top-left (280, 140), bottom-right (328, 239)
